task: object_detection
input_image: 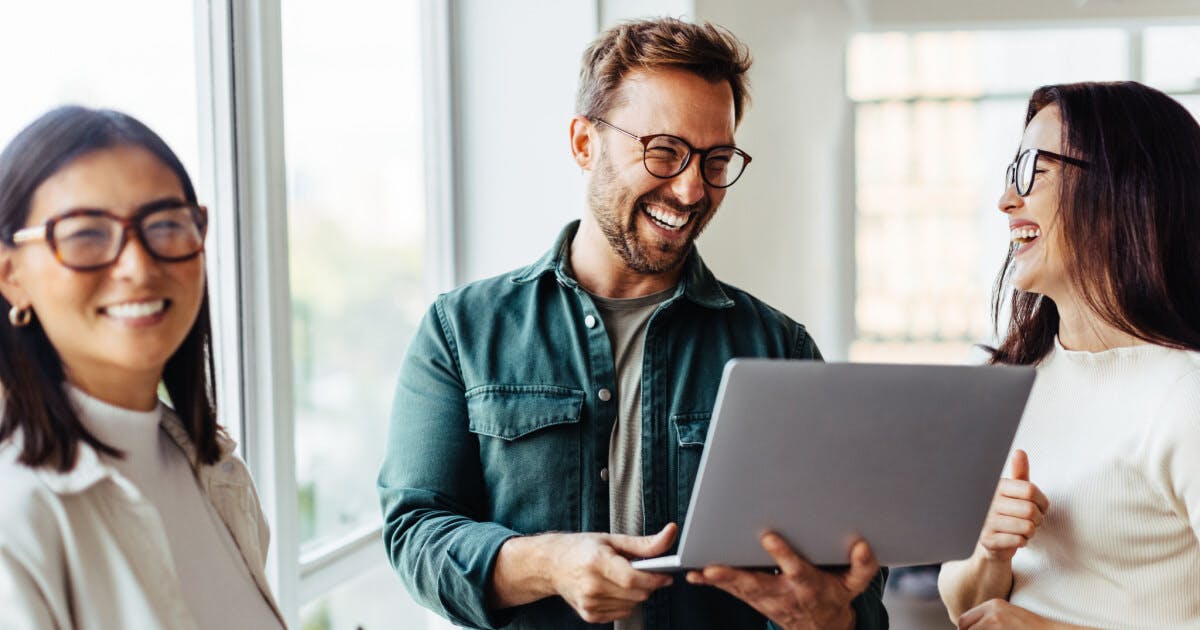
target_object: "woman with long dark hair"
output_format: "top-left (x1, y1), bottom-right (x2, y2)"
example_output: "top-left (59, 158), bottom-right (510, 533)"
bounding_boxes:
top-left (938, 82), bottom-right (1200, 628)
top-left (0, 106), bottom-right (284, 629)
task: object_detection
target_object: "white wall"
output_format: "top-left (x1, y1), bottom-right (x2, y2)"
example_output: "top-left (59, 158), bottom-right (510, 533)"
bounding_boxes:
top-left (450, 0), bottom-right (855, 355)
top-left (693, 0), bottom-right (855, 357)
top-left (600, 0), bottom-right (693, 28)
top-left (451, 0), bottom-right (706, 284)
top-left (451, 0), bottom-right (596, 283)
top-left (445, 1), bottom-right (1200, 357)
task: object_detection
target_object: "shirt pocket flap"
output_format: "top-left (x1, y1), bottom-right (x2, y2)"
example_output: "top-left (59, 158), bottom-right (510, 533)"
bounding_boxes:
top-left (466, 385), bottom-right (585, 441)
top-left (670, 412), bottom-right (712, 447)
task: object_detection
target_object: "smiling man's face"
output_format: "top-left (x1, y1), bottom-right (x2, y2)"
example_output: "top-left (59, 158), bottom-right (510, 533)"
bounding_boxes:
top-left (585, 67), bottom-right (737, 275)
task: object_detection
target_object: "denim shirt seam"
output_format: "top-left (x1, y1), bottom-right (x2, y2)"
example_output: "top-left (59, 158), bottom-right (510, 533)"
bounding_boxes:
top-left (433, 297), bottom-right (466, 379)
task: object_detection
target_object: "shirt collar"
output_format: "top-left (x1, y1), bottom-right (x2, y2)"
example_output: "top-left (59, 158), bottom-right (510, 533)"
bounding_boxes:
top-left (27, 405), bottom-right (239, 496)
top-left (513, 220), bottom-right (734, 310)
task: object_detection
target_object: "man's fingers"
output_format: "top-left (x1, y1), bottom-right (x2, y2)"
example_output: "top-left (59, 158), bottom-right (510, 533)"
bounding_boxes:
top-left (607, 523), bottom-right (678, 559)
top-left (692, 565), bottom-right (771, 597)
top-left (597, 555), bottom-right (672, 593)
top-left (761, 532), bottom-right (814, 579)
top-left (574, 597), bottom-right (640, 624)
top-left (1010, 449), bottom-right (1030, 482)
top-left (840, 539), bottom-right (879, 596)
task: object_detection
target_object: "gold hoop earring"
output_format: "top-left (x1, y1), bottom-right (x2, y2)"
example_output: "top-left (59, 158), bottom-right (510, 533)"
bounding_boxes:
top-left (8, 305), bottom-right (31, 327)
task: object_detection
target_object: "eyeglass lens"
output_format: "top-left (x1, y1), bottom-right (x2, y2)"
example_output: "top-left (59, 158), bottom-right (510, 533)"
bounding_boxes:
top-left (52, 206), bottom-right (204, 268)
top-left (643, 135), bottom-right (747, 188)
top-left (1005, 149), bottom-right (1042, 196)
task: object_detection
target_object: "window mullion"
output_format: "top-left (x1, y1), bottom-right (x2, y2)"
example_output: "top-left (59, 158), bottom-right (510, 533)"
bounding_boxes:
top-left (223, 0), bottom-right (301, 626)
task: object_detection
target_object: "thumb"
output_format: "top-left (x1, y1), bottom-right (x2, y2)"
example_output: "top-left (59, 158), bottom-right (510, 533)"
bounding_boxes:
top-left (608, 522), bottom-right (678, 558)
top-left (1010, 449), bottom-right (1030, 482)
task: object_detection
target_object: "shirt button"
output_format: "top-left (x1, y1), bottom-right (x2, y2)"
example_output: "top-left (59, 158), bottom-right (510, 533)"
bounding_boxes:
top-left (584, 314), bottom-right (597, 328)
top-left (600, 467), bottom-right (610, 482)
top-left (598, 388), bottom-right (612, 402)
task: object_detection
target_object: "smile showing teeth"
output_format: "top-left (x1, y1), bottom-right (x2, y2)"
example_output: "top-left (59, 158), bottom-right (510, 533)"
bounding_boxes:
top-left (103, 300), bottom-right (166, 319)
top-left (1011, 226), bottom-right (1042, 245)
top-left (644, 204), bottom-right (691, 230)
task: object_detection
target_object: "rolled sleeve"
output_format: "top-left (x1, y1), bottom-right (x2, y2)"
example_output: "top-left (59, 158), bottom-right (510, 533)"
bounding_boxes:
top-left (378, 301), bottom-right (519, 629)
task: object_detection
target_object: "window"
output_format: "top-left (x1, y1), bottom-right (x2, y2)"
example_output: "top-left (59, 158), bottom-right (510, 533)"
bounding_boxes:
top-left (270, 0), bottom-right (442, 625)
top-left (1, 1), bottom-right (452, 626)
top-left (300, 558), bottom-right (455, 630)
top-left (0, 2), bottom-right (199, 177)
top-left (281, 0), bottom-right (426, 555)
top-left (847, 26), bottom-right (1200, 364)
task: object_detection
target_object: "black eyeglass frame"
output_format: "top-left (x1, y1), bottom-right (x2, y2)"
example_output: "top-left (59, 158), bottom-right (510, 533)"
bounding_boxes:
top-left (591, 117), bottom-right (752, 189)
top-left (1005, 148), bottom-right (1090, 197)
top-left (10, 202), bottom-right (208, 271)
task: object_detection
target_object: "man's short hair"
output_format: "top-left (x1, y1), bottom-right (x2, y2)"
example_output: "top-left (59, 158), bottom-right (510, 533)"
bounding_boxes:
top-left (576, 17), bottom-right (753, 125)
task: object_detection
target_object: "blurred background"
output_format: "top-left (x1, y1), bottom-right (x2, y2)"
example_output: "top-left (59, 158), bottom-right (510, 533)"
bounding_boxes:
top-left (1, 1), bottom-right (1196, 628)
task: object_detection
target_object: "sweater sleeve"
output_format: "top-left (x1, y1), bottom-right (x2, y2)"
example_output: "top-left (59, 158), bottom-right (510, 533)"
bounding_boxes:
top-left (377, 301), bottom-right (520, 630)
top-left (1142, 369), bottom-right (1200, 540)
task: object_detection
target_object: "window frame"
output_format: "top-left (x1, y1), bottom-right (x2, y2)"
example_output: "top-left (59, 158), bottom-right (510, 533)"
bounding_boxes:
top-left (195, 0), bottom-right (456, 624)
top-left (845, 23), bottom-right (1200, 359)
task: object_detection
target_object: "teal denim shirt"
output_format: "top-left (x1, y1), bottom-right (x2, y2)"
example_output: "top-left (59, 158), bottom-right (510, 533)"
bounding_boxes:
top-left (379, 221), bottom-right (888, 629)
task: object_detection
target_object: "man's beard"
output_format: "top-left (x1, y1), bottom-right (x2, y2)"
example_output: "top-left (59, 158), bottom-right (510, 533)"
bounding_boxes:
top-left (586, 153), bottom-right (712, 274)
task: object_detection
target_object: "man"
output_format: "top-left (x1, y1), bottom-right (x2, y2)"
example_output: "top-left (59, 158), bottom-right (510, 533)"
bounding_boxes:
top-left (379, 17), bottom-right (888, 630)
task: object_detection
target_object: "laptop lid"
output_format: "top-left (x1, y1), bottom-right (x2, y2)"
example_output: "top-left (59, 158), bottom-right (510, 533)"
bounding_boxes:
top-left (664, 359), bottom-right (1034, 569)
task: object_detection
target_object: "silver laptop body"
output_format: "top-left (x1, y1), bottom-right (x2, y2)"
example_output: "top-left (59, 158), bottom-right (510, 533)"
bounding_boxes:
top-left (631, 359), bottom-right (1035, 571)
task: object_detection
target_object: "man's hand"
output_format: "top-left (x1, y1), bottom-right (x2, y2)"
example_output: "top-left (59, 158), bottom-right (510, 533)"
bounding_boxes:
top-left (684, 533), bottom-right (878, 630)
top-left (489, 523), bottom-right (677, 624)
top-left (548, 524), bottom-right (678, 623)
top-left (978, 450), bottom-right (1050, 563)
top-left (958, 599), bottom-right (1087, 629)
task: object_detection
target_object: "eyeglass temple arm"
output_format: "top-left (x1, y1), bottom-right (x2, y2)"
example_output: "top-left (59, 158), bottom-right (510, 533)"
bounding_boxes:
top-left (1039, 150), bottom-right (1090, 168)
top-left (10, 225), bottom-right (46, 244)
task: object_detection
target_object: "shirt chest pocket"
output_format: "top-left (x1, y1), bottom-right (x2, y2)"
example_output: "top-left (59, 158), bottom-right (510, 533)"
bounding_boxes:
top-left (671, 412), bottom-right (711, 522)
top-left (466, 386), bottom-right (584, 533)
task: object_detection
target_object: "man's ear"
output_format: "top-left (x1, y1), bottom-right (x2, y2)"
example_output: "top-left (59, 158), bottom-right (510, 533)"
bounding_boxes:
top-left (569, 115), bottom-right (596, 170)
top-left (0, 248), bottom-right (30, 310)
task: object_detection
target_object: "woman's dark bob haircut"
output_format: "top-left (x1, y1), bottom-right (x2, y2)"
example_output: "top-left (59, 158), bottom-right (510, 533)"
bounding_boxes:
top-left (0, 105), bottom-right (220, 471)
top-left (990, 81), bottom-right (1200, 365)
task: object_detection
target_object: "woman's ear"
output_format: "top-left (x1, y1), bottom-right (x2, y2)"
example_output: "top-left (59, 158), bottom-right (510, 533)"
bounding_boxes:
top-left (569, 115), bottom-right (595, 171)
top-left (0, 248), bottom-right (30, 310)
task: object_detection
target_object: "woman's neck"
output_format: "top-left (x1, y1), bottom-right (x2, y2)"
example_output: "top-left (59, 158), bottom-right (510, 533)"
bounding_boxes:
top-left (1054, 291), bottom-right (1142, 352)
top-left (64, 365), bottom-right (161, 412)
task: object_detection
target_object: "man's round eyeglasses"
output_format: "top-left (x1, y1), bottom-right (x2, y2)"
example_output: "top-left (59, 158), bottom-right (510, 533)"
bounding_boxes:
top-left (1005, 148), bottom-right (1090, 197)
top-left (591, 117), bottom-right (752, 189)
top-left (9, 201), bottom-right (207, 271)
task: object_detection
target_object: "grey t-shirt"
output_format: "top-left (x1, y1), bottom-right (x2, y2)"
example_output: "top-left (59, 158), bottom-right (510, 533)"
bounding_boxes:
top-left (590, 286), bottom-right (674, 630)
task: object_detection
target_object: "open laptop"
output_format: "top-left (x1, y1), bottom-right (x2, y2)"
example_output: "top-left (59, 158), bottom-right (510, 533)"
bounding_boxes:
top-left (631, 359), bottom-right (1035, 571)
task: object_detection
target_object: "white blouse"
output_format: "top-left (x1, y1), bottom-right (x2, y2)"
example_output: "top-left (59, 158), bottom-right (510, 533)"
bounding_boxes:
top-left (0, 388), bottom-right (285, 630)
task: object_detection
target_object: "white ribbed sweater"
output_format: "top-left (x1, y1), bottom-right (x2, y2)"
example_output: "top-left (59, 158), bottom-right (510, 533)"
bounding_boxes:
top-left (70, 388), bottom-right (282, 630)
top-left (1008, 339), bottom-right (1200, 628)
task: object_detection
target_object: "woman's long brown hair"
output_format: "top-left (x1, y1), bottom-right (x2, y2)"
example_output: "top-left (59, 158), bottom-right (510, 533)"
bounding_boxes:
top-left (989, 82), bottom-right (1200, 365)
